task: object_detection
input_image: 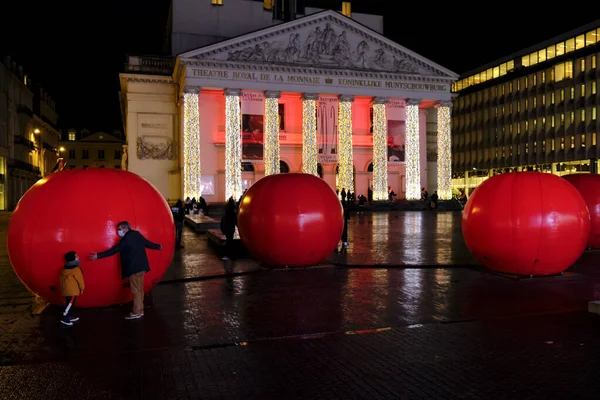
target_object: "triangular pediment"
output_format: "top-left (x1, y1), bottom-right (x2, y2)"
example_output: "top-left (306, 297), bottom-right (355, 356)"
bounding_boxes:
top-left (179, 10), bottom-right (457, 79)
top-left (79, 132), bottom-right (123, 142)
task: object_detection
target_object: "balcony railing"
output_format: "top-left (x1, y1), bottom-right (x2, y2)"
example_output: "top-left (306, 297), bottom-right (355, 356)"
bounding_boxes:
top-left (8, 158), bottom-right (40, 175)
top-left (124, 55), bottom-right (175, 76)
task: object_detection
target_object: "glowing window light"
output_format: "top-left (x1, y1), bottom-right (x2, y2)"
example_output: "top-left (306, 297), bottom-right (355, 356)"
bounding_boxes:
top-left (338, 96), bottom-right (354, 193)
top-left (436, 102), bottom-right (453, 200)
top-left (405, 99), bottom-right (421, 200)
top-left (372, 98), bottom-right (388, 200)
top-left (225, 89), bottom-right (243, 201)
top-left (264, 91), bottom-right (281, 176)
top-left (302, 93), bottom-right (318, 176)
top-left (183, 92), bottom-right (201, 200)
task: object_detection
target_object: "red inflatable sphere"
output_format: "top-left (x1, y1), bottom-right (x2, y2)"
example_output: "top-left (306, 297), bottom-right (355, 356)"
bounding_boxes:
top-left (7, 169), bottom-right (175, 307)
top-left (462, 172), bottom-right (590, 276)
top-left (238, 173), bottom-right (343, 267)
top-left (563, 173), bottom-right (600, 249)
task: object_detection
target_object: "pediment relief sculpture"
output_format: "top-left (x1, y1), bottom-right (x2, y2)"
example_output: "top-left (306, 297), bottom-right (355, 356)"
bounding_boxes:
top-left (219, 23), bottom-right (421, 74)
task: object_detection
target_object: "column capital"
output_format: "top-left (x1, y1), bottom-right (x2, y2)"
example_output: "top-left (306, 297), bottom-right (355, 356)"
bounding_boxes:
top-left (183, 86), bottom-right (200, 94)
top-left (372, 97), bottom-right (388, 104)
top-left (435, 100), bottom-right (454, 108)
top-left (302, 93), bottom-right (319, 101)
top-left (406, 98), bottom-right (422, 106)
top-left (224, 88), bottom-right (242, 97)
top-left (264, 90), bottom-right (281, 99)
top-left (339, 94), bottom-right (355, 102)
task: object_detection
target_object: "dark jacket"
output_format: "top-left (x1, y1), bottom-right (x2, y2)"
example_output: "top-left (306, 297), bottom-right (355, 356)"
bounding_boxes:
top-left (173, 206), bottom-right (185, 222)
top-left (220, 212), bottom-right (237, 236)
top-left (97, 230), bottom-right (162, 279)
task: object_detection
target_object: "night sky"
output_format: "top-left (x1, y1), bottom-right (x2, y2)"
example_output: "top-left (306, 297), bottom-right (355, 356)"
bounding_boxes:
top-left (1, 0), bottom-right (597, 132)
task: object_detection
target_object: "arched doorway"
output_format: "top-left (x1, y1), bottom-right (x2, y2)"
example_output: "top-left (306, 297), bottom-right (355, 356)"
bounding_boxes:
top-left (279, 160), bottom-right (290, 173)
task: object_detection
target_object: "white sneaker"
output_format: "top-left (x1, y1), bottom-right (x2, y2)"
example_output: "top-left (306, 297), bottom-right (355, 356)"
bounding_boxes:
top-left (221, 256), bottom-right (230, 260)
top-left (343, 242), bottom-right (349, 247)
top-left (124, 313), bottom-right (143, 320)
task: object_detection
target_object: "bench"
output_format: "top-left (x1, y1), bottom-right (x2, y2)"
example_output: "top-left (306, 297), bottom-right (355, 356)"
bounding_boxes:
top-left (206, 228), bottom-right (247, 257)
top-left (184, 214), bottom-right (221, 233)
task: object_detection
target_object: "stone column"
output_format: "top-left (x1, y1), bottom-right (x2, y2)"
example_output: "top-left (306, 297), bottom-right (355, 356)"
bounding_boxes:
top-left (435, 101), bottom-right (452, 199)
top-left (182, 91), bottom-right (201, 200)
top-left (224, 89), bottom-right (243, 201)
top-left (372, 97), bottom-right (388, 200)
top-left (302, 93), bottom-right (319, 176)
top-left (121, 144), bottom-right (128, 171)
top-left (338, 95), bottom-right (354, 193)
top-left (264, 90), bottom-right (281, 176)
top-left (405, 99), bottom-right (422, 200)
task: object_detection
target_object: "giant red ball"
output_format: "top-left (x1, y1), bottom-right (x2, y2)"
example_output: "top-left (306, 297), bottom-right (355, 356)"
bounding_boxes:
top-left (563, 173), bottom-right (600, 249)
top-left (237, 173), bottom-right (343, 267)
top-left (462, 172), bottom-right (590, 276)
top-left (7, 169), bottom-right (175, 307)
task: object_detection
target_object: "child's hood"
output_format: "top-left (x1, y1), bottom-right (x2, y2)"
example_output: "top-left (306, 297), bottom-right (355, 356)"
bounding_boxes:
top-left (62, 266), bottom-right (79, 276)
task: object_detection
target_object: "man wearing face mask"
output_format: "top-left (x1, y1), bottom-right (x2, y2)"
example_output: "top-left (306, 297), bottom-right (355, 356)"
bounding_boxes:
top-left (89, 221), bottom-right (162, 319)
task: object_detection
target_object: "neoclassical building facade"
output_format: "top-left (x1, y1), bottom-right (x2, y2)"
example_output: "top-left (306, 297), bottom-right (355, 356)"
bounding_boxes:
top-left (120, 10), bottom-right (457, 203)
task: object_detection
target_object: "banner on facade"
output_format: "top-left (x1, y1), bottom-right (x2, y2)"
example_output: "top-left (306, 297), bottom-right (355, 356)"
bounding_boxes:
top-left (241, 91), bottom-right (264, 161)
top-left (386, 100), bottom-right (406, 163)
top-left (317, 96), bottom-right (339, 163)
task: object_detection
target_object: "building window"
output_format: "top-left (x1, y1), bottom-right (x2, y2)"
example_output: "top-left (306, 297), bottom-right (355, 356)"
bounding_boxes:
top-left (541, 71), bottom-right (546, 83)
top-left (114, 150), bottom-right (122, 159)
top-left (551, 92), bottom-right (555, 104)
top-left (581, 84), bottom-right (586, 97)
top-left (542, 116), bottom-right (546, 126)
top-left (211, 0), bottom-right (223, 5)
top-left (82, 150), bottom-right (89, 159)
top-left (98, 150), bottom-right (105, 159)
top-left (581, 109), bottom-right (586, 122)
top-left (582, 134), bottom-right (586, 147)
top-left (593, 81), bottom-right (597, 95)
top-left (570, 136), bottom-right (574, 149)
top-left (593, 107), bottom-right (597, 121)
top-left (533, 97), bottom-right (537, 108)
top-left (594, 133), bottom-right (597, 146)
top-left (593, 55), bottom-right (597, 69)
top-left (560, 89), bottom-right (565, 101)
top-left (561, 113), bottom-right (565, 126)
top-left (341, 1), bottom-right (351, 17)
top-left (533, 74), bottom-right (537, 86)
top-left (570, 112), bottom-right (574, 124)
top-left (68, 132), bottom-right (76, 141)
top-left (561, 137), bottom-right (565, 150)
top-left (551, 115), bottom-right (555, 128)
top-left (569, 88), bottom-right (574, 100)
top-left (542, 95), bottom-right (546, 105)
top-left (580, 58), bottom-right (586, 72)
top-left (68, 149), bottom-right (75, 159)
top-left (509, 82), bottom-right (513, 92)
top-left (551, 140), bottom-right (555, 151)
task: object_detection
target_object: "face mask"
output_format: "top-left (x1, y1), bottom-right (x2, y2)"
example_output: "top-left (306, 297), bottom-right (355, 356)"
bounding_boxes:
top-left (118, 230), bottom-right (125, 237)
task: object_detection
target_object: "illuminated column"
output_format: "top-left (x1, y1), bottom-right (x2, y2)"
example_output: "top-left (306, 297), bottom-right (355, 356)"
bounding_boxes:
top-left (183, 91), bottom-right (201, 199)
top-left (338, 95), bottom-right (354, 193)
top-left (405, 99), bottom-right (422, 200)
top-left (264, 90), bottom-right (281, 176)
top-left (372, 97), bottom-right (388, 200)
top-left (436, 101), bottom-right (453, 200)
top-left (302, 93), bottom-right (318, 176)
top-left (224, 89), bottom-right (243, 201)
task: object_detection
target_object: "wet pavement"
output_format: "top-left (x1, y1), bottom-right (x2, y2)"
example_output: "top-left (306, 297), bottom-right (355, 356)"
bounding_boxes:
top-left (328, 211), bottom-right (477, 266)
top-left (2, 212), bottom-right (600, 399)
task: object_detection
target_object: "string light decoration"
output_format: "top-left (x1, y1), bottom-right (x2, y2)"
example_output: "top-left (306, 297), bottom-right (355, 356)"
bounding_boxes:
top-left (338, 96), bottom-right (354, 193)
top-left (225, 90), bottom-right (243, 201)
top-left (372, 99), bottom-right (388, 200)
top-left (436, 102), bottom-right (453, 200)
top-left (264, 92), bottom-right (281, 176)
top-left (183, 92), bottom-right (201, 200)
top-left (302, 94), bottom-right (318, 176)
top-left (405, 100), bottom-right (421, 200)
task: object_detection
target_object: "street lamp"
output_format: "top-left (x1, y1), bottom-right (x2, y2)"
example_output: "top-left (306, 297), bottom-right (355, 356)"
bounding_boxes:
top-left (34, 128), bottom-right (40, 134)
top-left (59, 147), bottom-right (65, 152)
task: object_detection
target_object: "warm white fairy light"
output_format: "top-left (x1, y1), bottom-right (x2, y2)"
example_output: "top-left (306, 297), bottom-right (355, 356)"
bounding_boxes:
top-left (264, 92), bottom-right (281, 176)
top-left (405, 100), bottom-right (421, 200)
top-left (183, 92), bottom-right (201, 199)
top-left (302, 94), bottom-right (318, 176)
top-left (225, 90), bottom-right (243, 201)
top-left (436, 102), bottom-right (452, 200)
top-left (338, 96), bottom-right (354, 193)
top-left (372, 99), bottom-right (388, 200)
